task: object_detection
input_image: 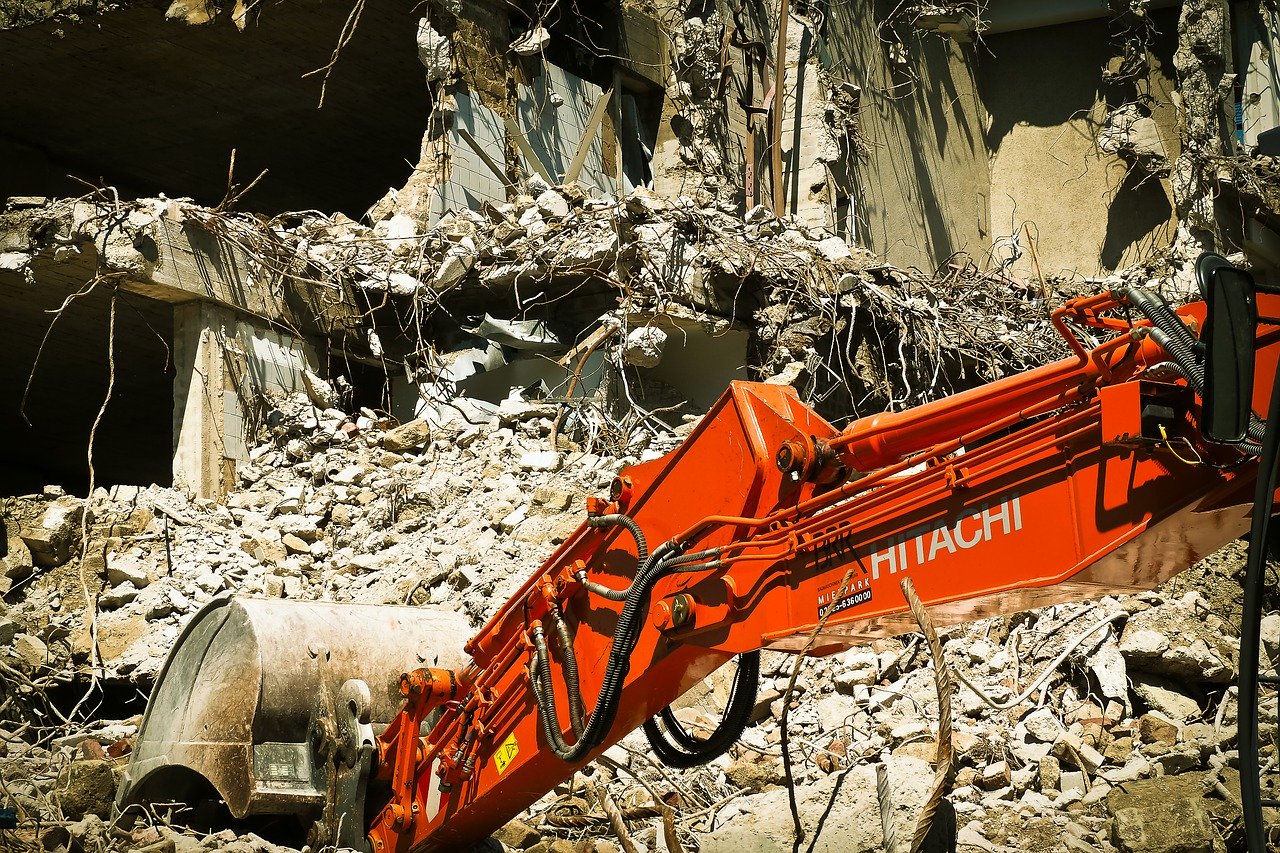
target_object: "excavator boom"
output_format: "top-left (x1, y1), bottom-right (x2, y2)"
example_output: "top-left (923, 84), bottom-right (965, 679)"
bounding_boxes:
top-left (117, 262), bottom-right (1280, 853)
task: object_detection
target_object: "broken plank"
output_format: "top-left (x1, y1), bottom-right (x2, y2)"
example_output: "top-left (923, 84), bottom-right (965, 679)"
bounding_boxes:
top-left (564, 87), bottom-right (614, 185)
top-left (504, 117), bottom-right (555, 185)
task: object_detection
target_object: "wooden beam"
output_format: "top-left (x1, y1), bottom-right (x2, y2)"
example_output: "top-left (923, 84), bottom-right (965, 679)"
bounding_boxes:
top-left (564, 87), bottom-right (614, 184)
top-left (504, 117), bottom-right (555, 185)
top-left (457, 125), bottom-right (515, 190)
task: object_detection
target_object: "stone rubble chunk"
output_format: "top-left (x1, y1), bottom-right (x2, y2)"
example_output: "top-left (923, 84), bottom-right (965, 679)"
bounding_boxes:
top-left (106, 551), bottom-right (151, 588)
top-left (194, 571), bottom-right (225, 594)
top-left (57, 759), bottom-right (117, 820)
top-left (433, 243), bottom-right (475, 287)
top-left (1262, 612), bottom-right (1280, 664)
top-left (1131, 674), bottom-right (1202, 721)
top-left (1090, 636), bottom-right (1130, 708)
top-left (979, 760), bottom-right (1011, 790)
top-left (511, 25), bottom-right (550, 56)
top-left (534, 190), bottom-right (570, 220)
top-left (519, 450), bottom-right (561, 472)
top-left (621, 325), bottom-right (668, 368)
top-left (1107, 776), bottom-right (1217, 853)
top-left (1119, 627), bottom-right (1170, 659)
top-left (383, 419), bottom-right (432, 452)
top-left (1051, 732), bottom-right (1105, 773)
top-left (1100, 755), bottom-right (1152, 784)
top-left (495, 819), bottom-right (540, 850)
top-left (3, 535), bottom-right (34, 580)
top-left (1037, 755), bottom-right (1060, 792)
top-left (99, 582), bottom-right (141, 610)
top-left (13, 632), bottom-right (48, 669)
top-left (1021, 707), bottom-right (1061, 743)
top-left (1136, 713), bottom-right (1179, 745)
top-left (20, 496), bottom-right (86, 567)
top-left (814, 236), bottom-right (852, 262)
top-left (416, 17), bottom-right (452, 81)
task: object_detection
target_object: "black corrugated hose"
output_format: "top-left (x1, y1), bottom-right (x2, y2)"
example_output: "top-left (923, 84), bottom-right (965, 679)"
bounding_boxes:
top-left (1236, 363), bottom-right (1280, 853)
top-left (578, 514), bottom-right (649, 601)
top-left (530, 539), bottom-right (733, 763)
top-left (530, 541), bottom-right (679, 761)
top-left (642, 650), bottom-right (761, 768)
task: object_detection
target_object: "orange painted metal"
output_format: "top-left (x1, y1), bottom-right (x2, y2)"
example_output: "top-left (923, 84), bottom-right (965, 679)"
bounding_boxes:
top-left (366, 291), bottom-right (1280, 853)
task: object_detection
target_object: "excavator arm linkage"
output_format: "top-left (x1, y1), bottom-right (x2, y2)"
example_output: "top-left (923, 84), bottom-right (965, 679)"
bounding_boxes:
top-left (118, 264), bottom-right (1280, 853)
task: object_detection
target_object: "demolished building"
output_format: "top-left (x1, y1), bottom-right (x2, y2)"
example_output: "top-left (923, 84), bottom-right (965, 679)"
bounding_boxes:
top-left (2, 0), bottom-right (1280, 850)
top-left (6, 0), bottom-right (1274, 500)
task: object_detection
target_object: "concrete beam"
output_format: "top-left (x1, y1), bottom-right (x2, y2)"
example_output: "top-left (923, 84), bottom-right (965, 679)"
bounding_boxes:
top-left (125, 213), bottom-right (360, 337)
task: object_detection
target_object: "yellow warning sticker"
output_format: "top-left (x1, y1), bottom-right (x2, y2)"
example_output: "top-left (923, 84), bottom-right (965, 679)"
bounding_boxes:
top-left (494, 732), bottom-right (519, 775)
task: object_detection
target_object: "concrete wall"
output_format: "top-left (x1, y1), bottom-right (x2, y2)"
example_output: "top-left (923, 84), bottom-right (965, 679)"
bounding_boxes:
top-left (822, 5), bottom-right (992, 270)
top-left (982, 15), bottom-right (1181, 278)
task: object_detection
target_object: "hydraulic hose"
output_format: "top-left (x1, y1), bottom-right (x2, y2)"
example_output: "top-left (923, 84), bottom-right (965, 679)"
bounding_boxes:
top-left (1122, 286), bottom-right (1269, 448)
top-left (587, 514), bottom-right (649, 565)
top-left (1236, 351), bottom-right (1280, 853)
top-left (578, 514), bottom-right (650, 600)
top-left (546, 603), bottom-right (585, 737)
top-left (530, 544), bottom-right (677, 761)
top-left (642, 650), bottom-right (760, 768)
top-left (530, 536), bottom-right (740, 764)
top-left (1120, 287), bottom-right (1205, 386)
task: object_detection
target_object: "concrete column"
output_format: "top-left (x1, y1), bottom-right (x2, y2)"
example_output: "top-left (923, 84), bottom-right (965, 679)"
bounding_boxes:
top-left (173, 302), bottom-right (234, 499)
top-left (173, 302), bottom-right (317, 498)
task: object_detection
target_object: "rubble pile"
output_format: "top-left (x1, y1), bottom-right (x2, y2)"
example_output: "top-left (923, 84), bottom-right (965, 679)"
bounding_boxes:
top-left (4, 184), bottom-right (1092, 428)
top-left (1, 370), bottom-right (1274, 851)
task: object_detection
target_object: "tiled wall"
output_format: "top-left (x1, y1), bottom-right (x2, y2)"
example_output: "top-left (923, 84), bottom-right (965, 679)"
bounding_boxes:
top-left (433, 63), bottom-right (617, 222)
top-left (516, 63), bottom-right (615, 195)
top-left (434, 86), bottom-right (509, 219)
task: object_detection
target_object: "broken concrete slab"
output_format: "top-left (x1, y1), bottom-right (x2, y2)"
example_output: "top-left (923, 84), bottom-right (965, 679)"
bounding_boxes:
top-left (19, 496), bottom-right (86, 567)
top-left (1106, 775), bottom-right (1218, 853)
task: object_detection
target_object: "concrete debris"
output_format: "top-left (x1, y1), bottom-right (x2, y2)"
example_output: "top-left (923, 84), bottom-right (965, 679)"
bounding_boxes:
top-left (511, 26), bottom-right (550, 56)
top-left (416, 18), bottom-right (452, 82)
top-left (1098, 104), bottom-right (1169, 168)
top-left (19, 495), bottom-right (86, 567)
top-left (621, 325), bottom-right (667, 368)
top-left (1106, 773), bottom-right (1236, 853)
top-left (55, 759), bottom-right (117, 820)
top-left (164, 0), bottom-right (217, 26)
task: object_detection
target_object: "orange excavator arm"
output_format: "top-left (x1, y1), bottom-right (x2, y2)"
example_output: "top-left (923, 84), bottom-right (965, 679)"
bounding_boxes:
top-left (362, 272), bottom-right (1280, 852)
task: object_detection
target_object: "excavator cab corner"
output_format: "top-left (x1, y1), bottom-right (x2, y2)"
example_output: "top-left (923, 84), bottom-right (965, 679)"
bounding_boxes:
top-left (1201, 253), bottom-right (1259, 445)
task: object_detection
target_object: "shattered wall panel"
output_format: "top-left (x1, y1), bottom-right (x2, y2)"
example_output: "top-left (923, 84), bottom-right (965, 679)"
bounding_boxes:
top-left (517, 64), bottom-right (615, 194)
top-left (779, 20), bottom-right (840, 230)
top-left (437, 87), bottom-right (510, 219)
top-left (984, 15), bottom-right (1180, 277)
top-left (223, 321), bottom-right (316, 462)
top-left (822, 7), bottom-right (992, 270)
top-left (638, 315), bottom-right (749, 410)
